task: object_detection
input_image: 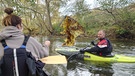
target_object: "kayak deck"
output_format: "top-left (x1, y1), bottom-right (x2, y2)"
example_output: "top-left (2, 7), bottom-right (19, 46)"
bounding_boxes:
top-left (84, 52), bottom-right (135, 63)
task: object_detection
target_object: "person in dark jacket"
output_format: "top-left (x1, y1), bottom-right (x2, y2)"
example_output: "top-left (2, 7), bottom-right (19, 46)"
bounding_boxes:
top-left (80, 30), bottom-right (113, 56)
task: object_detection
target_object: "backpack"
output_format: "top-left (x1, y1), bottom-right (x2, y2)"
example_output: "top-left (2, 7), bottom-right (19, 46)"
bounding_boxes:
top-left (0, 36), bottom-right (49, 76)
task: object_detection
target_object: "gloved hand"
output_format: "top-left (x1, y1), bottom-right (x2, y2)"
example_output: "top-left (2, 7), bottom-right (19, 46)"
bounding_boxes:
top-left (80, 49), bottom-right (85, 54)
top-left (91, 41), bottom-right (95, 46)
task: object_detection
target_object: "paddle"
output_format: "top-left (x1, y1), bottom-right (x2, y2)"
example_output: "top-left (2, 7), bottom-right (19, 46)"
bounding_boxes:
top-left (67, 45), bottom-right (90, 61)
top-left (67, 38), bottom-right (98, 61)
top-left (40, 55), bottom-right (67, 64)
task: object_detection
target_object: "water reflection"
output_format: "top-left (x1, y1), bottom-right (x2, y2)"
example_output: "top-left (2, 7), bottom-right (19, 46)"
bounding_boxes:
top-left (44, 64), bottom-right (67, 76)
top-left (87, 62), bottom-right (114, 76)
top-left (67, 60), bottom-right (92, 76)
top-left (112, 63), bottom-right (135, 76)
top-left (67, 59), bottom-right (114, 76)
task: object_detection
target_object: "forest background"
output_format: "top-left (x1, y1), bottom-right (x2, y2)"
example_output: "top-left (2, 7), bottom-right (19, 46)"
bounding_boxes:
top-left (0, 0), bottom-right (135, 40)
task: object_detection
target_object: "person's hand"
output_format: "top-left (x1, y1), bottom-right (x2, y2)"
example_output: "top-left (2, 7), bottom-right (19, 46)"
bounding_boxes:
top-left (44, 40), bottom-right (50, 47)
top-left (91, 41), bottom-right (95, 46)
top-left (80, 48), bottom-right (85, 54)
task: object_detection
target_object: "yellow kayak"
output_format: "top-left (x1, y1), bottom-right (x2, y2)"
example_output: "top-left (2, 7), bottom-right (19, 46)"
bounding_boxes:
top-left (84, 52), bottom-right (135, 63)
top-left (55, 47), bottom-right (135, 63)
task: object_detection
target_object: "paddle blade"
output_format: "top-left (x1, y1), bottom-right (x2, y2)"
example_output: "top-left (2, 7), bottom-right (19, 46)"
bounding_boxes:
top-left (40, 55), bottom-right (67, 64)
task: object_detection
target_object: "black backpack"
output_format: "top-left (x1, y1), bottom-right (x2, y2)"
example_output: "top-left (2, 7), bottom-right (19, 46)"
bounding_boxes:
top-left (0, 36), bottom-right (49, 76)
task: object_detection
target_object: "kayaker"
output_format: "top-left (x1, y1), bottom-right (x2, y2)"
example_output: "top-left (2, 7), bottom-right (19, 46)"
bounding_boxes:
top-left (80, 30), bottom-right (113, 56)
top-left (0, 8), bottom-right (50, 76)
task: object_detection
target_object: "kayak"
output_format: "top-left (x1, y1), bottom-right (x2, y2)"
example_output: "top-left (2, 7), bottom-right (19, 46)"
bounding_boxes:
top-left (55, 47), bottom-right (135, 63)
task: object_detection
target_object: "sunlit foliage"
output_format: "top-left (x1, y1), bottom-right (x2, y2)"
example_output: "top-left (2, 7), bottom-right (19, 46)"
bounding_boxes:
top-left (60, 16), bottom-right (84, 46)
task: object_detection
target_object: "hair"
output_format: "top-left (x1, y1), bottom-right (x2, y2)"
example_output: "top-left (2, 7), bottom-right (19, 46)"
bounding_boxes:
top-left (98, 30), bottom-right (106, 36)
top-left (2, 8), bottom-right (22, 26)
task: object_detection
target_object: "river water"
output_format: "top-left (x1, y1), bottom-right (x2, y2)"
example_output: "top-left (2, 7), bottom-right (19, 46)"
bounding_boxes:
top-left (41, 36), bottom-right (135, 76)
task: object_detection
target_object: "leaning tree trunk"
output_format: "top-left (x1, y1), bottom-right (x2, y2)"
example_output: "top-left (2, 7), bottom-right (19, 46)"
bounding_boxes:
top-left (45, 0), bottom-right (54, 35)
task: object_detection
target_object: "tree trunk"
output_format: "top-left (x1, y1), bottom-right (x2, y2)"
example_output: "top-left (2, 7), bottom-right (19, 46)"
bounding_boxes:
top-left (45, 0), bottom-right (53, 35)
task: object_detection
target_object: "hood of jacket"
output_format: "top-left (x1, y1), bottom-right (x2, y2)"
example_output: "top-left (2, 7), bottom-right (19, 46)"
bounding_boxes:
top-left (0, 26), bottom-right (23, 41)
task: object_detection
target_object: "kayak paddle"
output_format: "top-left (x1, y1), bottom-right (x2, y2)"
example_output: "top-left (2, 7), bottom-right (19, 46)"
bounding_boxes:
top-left (67, 39), bottom-right (96, 61)
top-left (40, 55), bottom-right (67, 64)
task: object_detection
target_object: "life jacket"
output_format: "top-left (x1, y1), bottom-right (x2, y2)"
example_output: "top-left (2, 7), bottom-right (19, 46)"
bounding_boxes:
top-left (0, 36), bottom-right (30, 76)
top-left (97, 38), bottom-right (113, 56)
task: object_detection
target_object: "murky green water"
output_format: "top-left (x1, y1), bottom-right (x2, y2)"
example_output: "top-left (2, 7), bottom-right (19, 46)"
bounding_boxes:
top-left (41, 36), bottom-right (135, 76)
